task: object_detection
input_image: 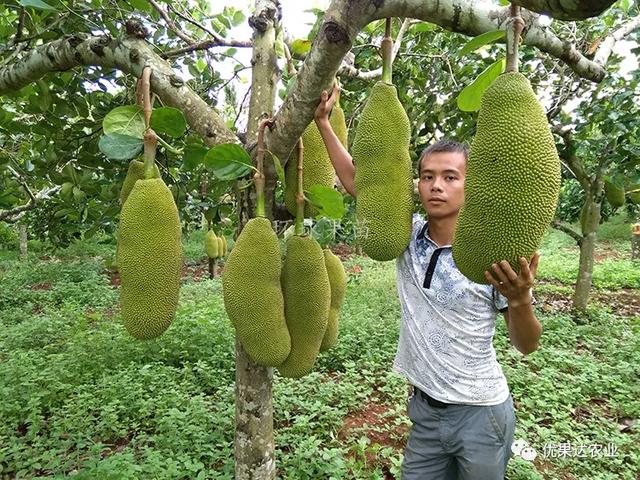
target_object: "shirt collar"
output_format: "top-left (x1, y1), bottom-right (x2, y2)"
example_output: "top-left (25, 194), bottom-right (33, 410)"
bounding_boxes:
top-left (419, 219), bottom-right (452, 249)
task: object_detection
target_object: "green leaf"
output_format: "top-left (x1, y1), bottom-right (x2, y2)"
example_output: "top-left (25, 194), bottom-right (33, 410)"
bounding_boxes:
top-left (204, 144), bottom-right (253, 180)
top-left (232, 10), bottom-right (245, 26)
top-left (457, 58), bottom-right (505, 112)
top-left (459, 30), bottom-right (505, 57)
top-left (183, 144), bottom-right (208, 170)
top-left (268, 150), bottom-right (286, 188)
top-left (290, 39), bottom-right (312, 57)
top-left (275, 29), bottom-right (285, 59)
top-left (311, 217), bottom-right (337, 247)
top-left (150, 107), bottom-right (187, 138)
top-left (18, 0), bottom-right (56, 11)
top-left (499, 0), bottom-right (510, 5)
top-left (103, 105), bottom-right (145, 139)
top-left (305, 185), bottom-right (345, 219)
top-left (98, 133), bottom-right (143, 160)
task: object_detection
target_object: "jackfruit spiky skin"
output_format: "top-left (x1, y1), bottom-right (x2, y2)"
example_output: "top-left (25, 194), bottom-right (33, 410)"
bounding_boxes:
top-left (284, 121), bottom-right (335, 217)
top-left (120, 160), bottom-right (161, 205)
top-left (278, 235), bottom-right (331, 378)
top-left (222, 217), bottom-right (291, 366)
top-left (331, 103), bottom-right (348, 149)
top-left (452, 72), bottom-right (561, 284)
top-left (205, 230), bottom-right (219, 259)
top-left (216, 237), bottom-right (224, 258)
top-left (604, 181), bottom-right (625, 208)
top-left (352, 82), bottom-right (413, 261)
top-left (320, 248), bottom-right (347, 352)
top-left (118, 178), bottom-right (182, 339)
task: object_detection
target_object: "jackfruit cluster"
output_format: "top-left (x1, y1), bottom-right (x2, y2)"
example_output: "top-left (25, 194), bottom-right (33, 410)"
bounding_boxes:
top-left (118, 177), bottom-right (182, 339)
top-left (320, 248), bottom-right (347, 352)
top-left (352, 81), bottom-right (413, 261)
top-left (120, 159), bottom-right (160, 205)
top-left (604, 180), bottom-right (625, 208)
top-left (205, 229), bottom-right (228, 259)
top-left (222, 217), bottom-right (291, 366)
top-left (277, 235), bottom-right (331, 378)
top-left (452, 72), bottom-right (561, 284)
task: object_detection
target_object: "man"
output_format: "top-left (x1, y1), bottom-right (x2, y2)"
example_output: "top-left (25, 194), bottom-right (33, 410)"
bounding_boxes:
top-left (314, 84), bottom-right (542, 479)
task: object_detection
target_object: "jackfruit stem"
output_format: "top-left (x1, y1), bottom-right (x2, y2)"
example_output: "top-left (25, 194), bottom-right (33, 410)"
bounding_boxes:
top-left (381, 18), bottom-right (393, 84)
top-left (295, 138), bottom-right (305, 236)
top-left (506, 4), bottom-right (524, 73)
top-left (143, 130), bottom-right (158, 179)
top-left (255, 118), bottom-right (274, 218)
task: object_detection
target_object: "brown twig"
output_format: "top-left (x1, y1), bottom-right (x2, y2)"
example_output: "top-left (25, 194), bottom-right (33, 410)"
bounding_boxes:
top-left (506, 4), bottom-right (524, 73)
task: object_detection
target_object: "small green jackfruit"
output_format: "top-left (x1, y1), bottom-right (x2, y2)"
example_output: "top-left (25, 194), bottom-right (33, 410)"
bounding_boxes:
top-left (205, 230), bottom-right (219, 259)
top-left (352, 82), bottom-right (413, 261)
top-left (222, 217), bottom-right (291, 366)
top-left (604, 180), bottom-right (625, 208)
top-left (284, 121), bottom-right (335, 217)
top-left (118, 178), bottom-right (182, 339)
top-left (331, 102), bottom-right (348, 149)
top-left (320, 248), bottom-right (347, 352)
top-left (452, 73), bottom-right (561, 284)
top-left (120, 160), bottom-right (160, 205)
top-left (221, 235), bottom-right (228, 254)
top-left (278, 235), bottom-right (331, 378)
top-left (628, 189), bottom-right (640, 205)
top-left (216, 237), bottom-right (224, 258)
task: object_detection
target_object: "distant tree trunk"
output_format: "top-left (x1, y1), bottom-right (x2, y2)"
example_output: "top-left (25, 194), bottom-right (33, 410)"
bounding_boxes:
top-left (632, 224), bottom-right (640, 260)
top-left (18, 224), bottom-right (27, 259)
top-left (573, 196), bottom-right (601, 311)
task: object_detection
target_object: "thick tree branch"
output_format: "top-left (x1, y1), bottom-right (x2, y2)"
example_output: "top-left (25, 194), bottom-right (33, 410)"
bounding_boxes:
top-left (0, 34), bottom-right (237, 146)
top-left (512, 0), bottom-right (616, 20)
top-left (0, 186), bottom-right (60, 223)
top-left (551, 219), bottom-right (584, 245)
top-left (554, 126), bottom-right (592, 191)
top-left (593, 15), bottom-right (640, 66)
top-left (268, 0), bottom-right (608, 165)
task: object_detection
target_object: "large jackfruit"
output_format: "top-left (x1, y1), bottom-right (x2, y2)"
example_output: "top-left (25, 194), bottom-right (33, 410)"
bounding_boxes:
top-left (604, 180), bottom-right (625, 208)
top-left (222, 217), bottom-right (291, 366)
top-left (320, 248), bottom-right (347, 352)
top-left (118, 178), bottom-right (182, 339)
top-left (452, 72), bottom-right (561, 284)
top-left (205, 230), bottom-right (219, 258)
top-left (278, 235), bottom-right (331, 378)
top-left (331, 102), bottom-right (349, 149)
top-left (352, 82), bottom-right (413, 261)
top-left (284, 121), bottom-right (335, 217)
top-left (120, 159), bottom-right (160, 205)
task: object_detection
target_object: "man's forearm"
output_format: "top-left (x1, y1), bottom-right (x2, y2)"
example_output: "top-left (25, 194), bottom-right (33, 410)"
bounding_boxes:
top-left (507, 298), bottom-right (542, 355)
top-left (315, 118), bottom-right (357, 197)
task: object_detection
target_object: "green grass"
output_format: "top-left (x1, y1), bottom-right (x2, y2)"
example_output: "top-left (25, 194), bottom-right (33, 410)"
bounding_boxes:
top-left (0, 225), bottom-right (637, 479)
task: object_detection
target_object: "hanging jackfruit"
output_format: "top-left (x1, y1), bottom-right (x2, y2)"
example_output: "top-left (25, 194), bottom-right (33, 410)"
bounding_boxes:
top-left (220, 234), bottom-right (228, 255)
top-left (331, 101), bottom-right (349, 149)
top-left (320, 248), bottom-right (347, 352)
top-left (120, 159), bottom-right (160, 205)
top-left (217, 237), bottom-right (224, 258)
top-left (452, 72), bottom-right (561, 284)
top-left (278, 235), bottom-right (331, 378)
top-left (118, 177), bottom-right (182, 339)
top-left (352, 81), bottom-right (413, 261)
top-left (205, 230), bottom-right (219, 259)
top-left (604, 180), bottom-right (625, 208)
top-left (628, 189), bottom-right (640, 205)
top-left (222, 217), bottom-right (291, 366)
top-left (284, 121), bottom-right (335, 217)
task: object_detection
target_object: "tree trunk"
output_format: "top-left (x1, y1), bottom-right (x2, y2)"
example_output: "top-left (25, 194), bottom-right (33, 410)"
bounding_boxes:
top-left (18, 224), bottom-right (27, 259)
top-left (573, 198), bottom-right (601, 311)
top-left (632, 224), bottom-right (640, 260)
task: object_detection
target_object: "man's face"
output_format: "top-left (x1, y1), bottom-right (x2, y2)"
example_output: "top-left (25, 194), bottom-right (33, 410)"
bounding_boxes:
top-left (418, 151), bottom-right (466, 220)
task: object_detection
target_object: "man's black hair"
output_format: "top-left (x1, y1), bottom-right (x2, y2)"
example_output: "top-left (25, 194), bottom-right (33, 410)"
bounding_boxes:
top-left (418, 139), bottom-right (469, 174)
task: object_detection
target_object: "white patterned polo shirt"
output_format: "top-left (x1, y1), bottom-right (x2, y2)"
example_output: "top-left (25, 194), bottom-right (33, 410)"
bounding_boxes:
top-left (393, 214), bottom-right (510, 406)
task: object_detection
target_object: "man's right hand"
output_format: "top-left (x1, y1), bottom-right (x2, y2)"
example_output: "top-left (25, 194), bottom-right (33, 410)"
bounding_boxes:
top-left (314, 82), bottom-right (340, 124)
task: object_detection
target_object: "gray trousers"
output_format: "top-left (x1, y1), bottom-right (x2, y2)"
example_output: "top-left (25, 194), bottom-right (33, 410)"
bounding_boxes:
top-left (402, 388), bottom-right (516, 480)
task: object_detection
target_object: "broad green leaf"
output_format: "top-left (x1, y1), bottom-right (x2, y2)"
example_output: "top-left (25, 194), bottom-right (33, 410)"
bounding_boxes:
top-left (150, 107), bottom-right (187, 138)
top-left (290, 39), bottom-right (312, 57)
top-left (19, 0), bottom-right (56, 11)
top-left (306, 185), bottom-right (345, 219)
top-left (459, 30), bottom-right (505, 57)
top-left (103, 105), bottom-right (145, 139)
top-left (311, 217), bottom-right (337, 247)
top-left (204, 144), bottom-right (253, 180)
top-left (98, 133), bottom-right (143, 160)
top-left (183, 144), bottom-right (208, 170)
top-left (275, 29), bottom-right (285, 59)
top-left (499, 0), bottom-right (510, 5)
top-left (457, 58), bottom-right (505, 112)
top-left (232, 10), bottom-right (245, 26)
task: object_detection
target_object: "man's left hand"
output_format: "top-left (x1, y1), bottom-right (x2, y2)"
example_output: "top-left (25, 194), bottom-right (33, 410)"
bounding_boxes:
top-left (484, 252), bottom-right (539, 307)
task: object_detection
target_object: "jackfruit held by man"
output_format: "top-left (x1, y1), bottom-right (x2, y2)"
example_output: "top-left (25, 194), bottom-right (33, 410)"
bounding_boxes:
top-left (352, 81), bottom-right (413, 261)
top-left (320, 248), bottom-right (347, 352)
top-left (452, 72), bottom-right (561, 284)
top-left (278, 235), bottom-right (331, 378)
top-left (118, 177), bottom-right (182, 339)
top-left (222, 217), bottom-right (291, 366)
top-left (284, 121), bottom-right (335, 218)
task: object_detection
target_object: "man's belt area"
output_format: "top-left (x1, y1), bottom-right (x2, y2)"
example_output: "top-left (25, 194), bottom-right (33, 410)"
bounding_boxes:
top-left (414, 386), bottom-right (453, 408)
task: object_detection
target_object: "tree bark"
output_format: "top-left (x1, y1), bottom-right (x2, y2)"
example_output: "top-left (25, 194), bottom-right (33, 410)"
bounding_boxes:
top-left (512, 0), bottom-right (616, 20)
top-left (18, 224), bottom-right (27, 259)
top-left (573, 195), bottom-right (601, 311)
top-left (234, 2), bottom-right (281, 479)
